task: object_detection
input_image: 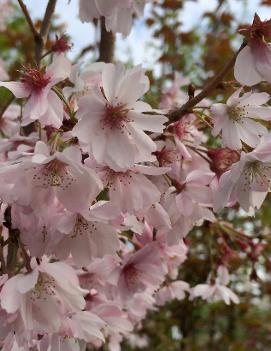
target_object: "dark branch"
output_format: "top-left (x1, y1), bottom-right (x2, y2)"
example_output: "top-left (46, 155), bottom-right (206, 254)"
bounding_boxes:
top-left (98, 17), bottom-right (115, 63)
top-left (17, 0), bottom-right (39, 40)
top-left (167, 41), bottom-right (247, 123)
top-left (35, 0), bottom-right (58, 65)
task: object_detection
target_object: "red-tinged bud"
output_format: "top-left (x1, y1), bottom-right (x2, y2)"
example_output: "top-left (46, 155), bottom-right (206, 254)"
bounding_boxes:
top-left (239, 13), bottom-right (271, 44)
top-left (236, 239), bottom-right (250, 252)
top-left (168, 119), bottom-right (187, 139)
top-left (250, 267), bottom-right (258, 281)
top-left (153, 146), bottom-right (180, 167)
top-left (52, 35), bottom-right (72, 54)
top-left (248, 243), bottom-right (265, 261)
top-left (207, 147), bottom-right (240, 177)
top-left (21, 66), bottom-right (50, 94)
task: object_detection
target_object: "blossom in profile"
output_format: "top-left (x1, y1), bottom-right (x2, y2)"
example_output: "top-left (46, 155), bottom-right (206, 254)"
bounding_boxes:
top-left (214, 134), bottom-right (271, 212)
top-left (234, 14), bottom-right (271, 86)
top-left (79, 0), bottom-right (150, 36)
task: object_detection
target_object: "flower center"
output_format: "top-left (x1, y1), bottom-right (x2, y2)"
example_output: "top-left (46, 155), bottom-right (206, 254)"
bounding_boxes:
top-left (71, 215), bottom-right (97, 238)
top-left (123, 264), bottom-right (139, 291)
top-left (21, 67), bottom-right (51, 94)
top-left (101, 103), bottom-right (130, 130)
top-left (242, 161), bottom-right (271, 191)
top-left (32, 159), bottom-right (75, 189)
top-left (227, 106), bottom-right (247, 122)
top-left (31, 274), bottom-right (56, 300)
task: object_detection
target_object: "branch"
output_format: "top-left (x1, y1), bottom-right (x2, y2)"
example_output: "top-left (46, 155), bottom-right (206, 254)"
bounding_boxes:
top-left (167, 41), bottom-right (247, 123)
top-left (74, 44), bottom-right (94, 62)
top-left (35, 0), bottom-right (58, 65)
top-left (17, 0), bottom-right (39, 40)
top-left (98, 17), bottom-right (115, 63)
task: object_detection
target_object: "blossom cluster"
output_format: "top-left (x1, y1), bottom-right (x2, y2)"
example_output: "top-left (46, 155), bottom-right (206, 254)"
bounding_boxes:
top-left (0, 5), bottom-right (270, 351)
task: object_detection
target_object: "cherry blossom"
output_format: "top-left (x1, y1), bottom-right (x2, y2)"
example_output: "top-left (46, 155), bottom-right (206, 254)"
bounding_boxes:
top-left (79, 0), bottom-right (150, 36)
top-left (234, 14), bottom-right (271, 86)
top-left (214, 134), bottom-right (271, 212)
top-left (190, 266), bottom-right (240, 305)
top-left (212, 88), bottom-right (271, 149)
top-left (0, 141), bottom-right (102, 214)
top-left (0, 258), bottom-right (88, 333)
top-left (73, 63), bottom-right (167, 170)
top-left (0, 55), bottom-right (71, 128)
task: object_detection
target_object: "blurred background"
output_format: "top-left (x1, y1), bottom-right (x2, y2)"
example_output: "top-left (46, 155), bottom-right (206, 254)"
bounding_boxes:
top-left (2, 1), bottom-right (271, 350)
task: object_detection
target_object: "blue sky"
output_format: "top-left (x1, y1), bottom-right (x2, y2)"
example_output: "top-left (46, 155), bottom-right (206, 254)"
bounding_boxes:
top-left (24, 0), bottom-right (270, 67)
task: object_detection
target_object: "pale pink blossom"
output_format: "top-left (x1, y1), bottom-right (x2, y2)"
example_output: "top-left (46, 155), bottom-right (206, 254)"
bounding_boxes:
top-left (0, 259), bottom-right (88, 333)
top-left (105, 1), bottom-right (149, 37)
top-left (160, 170), bottom-right (215, 244)
top-left (79, 0), bottom-right (121, 23)
top-left (214, 134), bottom-right (271, 212)
top-left (116, 244), bottom-right (167, 301)
top-left (54, 212), bottom-right (120, 267)
top-left (0, 55), bottom-right (71, 128)
top-left (87, 159), bottom-right (168, 214)
top-left (0, 105), bottom-right (20, 137)
top-left (212, 89), bottom-right (271, 149)
top-left (156, 281), bottom-right (190, 306)
top-left (234, 14), bottom-right (271, 86)
top-left (63, 62), bottom-right (105, 101)
top-left (190, 266), bottom-right (239, 305)
top-left (159, 72), bottom-right (190, 109)
top-left (73, 63), bottom-right (167, 171)
top-left (0, 141), bottom-right (102, 214)
top-left (79, 0), bottom-right (150, 36)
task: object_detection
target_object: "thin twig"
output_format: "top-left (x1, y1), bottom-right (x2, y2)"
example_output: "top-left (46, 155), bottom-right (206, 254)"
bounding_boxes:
top-left (17, 0), bottom-right (39, 40)
top-left (35, 0), bottom-right (58, 65)
top-left (167, 41), bottom-right (247, 122)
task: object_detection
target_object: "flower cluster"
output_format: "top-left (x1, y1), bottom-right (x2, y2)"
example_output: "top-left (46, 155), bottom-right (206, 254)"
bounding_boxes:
top-left (0, 7), bottom-right (271, 351)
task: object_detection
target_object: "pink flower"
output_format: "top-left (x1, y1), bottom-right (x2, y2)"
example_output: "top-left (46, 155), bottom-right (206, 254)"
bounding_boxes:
top-left (0, 259), bottom-right (88, 333)
top-left (54, 212), bottom-right (120, 267)
top-left (212, 88), bottom-right (271, 149)
top-left (160, 170), bottom-right (215, 244)
top-left (207, 147), bottom-right (240, 177)
top-left (0, 141), bottom-right (102, 214)
top-left (190, 266), bottom-right (239, 305)
top-left (105, 1), bottom-right (149, 37)
top-left (0, 105), bottom-right (20, 137)
top-left (79, 0), bottom-right (121, 23)
top-left (91, 302), bottom-right (133, 336)
top-left (234, 14), bottom-right (271, 86)
top-left (73, 63), bottom-right (167, 171)
top-left (156, 281), bottom-right (190, 306)
top-left (62, 311), bottom-right (105, 343)
top-left (87, 160), bottom-right (168, 214)
top-left (0, 55), bottom-right (71, 128)
top-left (159, 72), bottom-right (190, 109)
top-left (79, 0), bottom-right (149, 36)
top-left (214, 134), bottom-right (271, 212)
top-left (63, 62), bottom-right (105, 101)
top-left (117, 244), bottom-right (166, 301)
